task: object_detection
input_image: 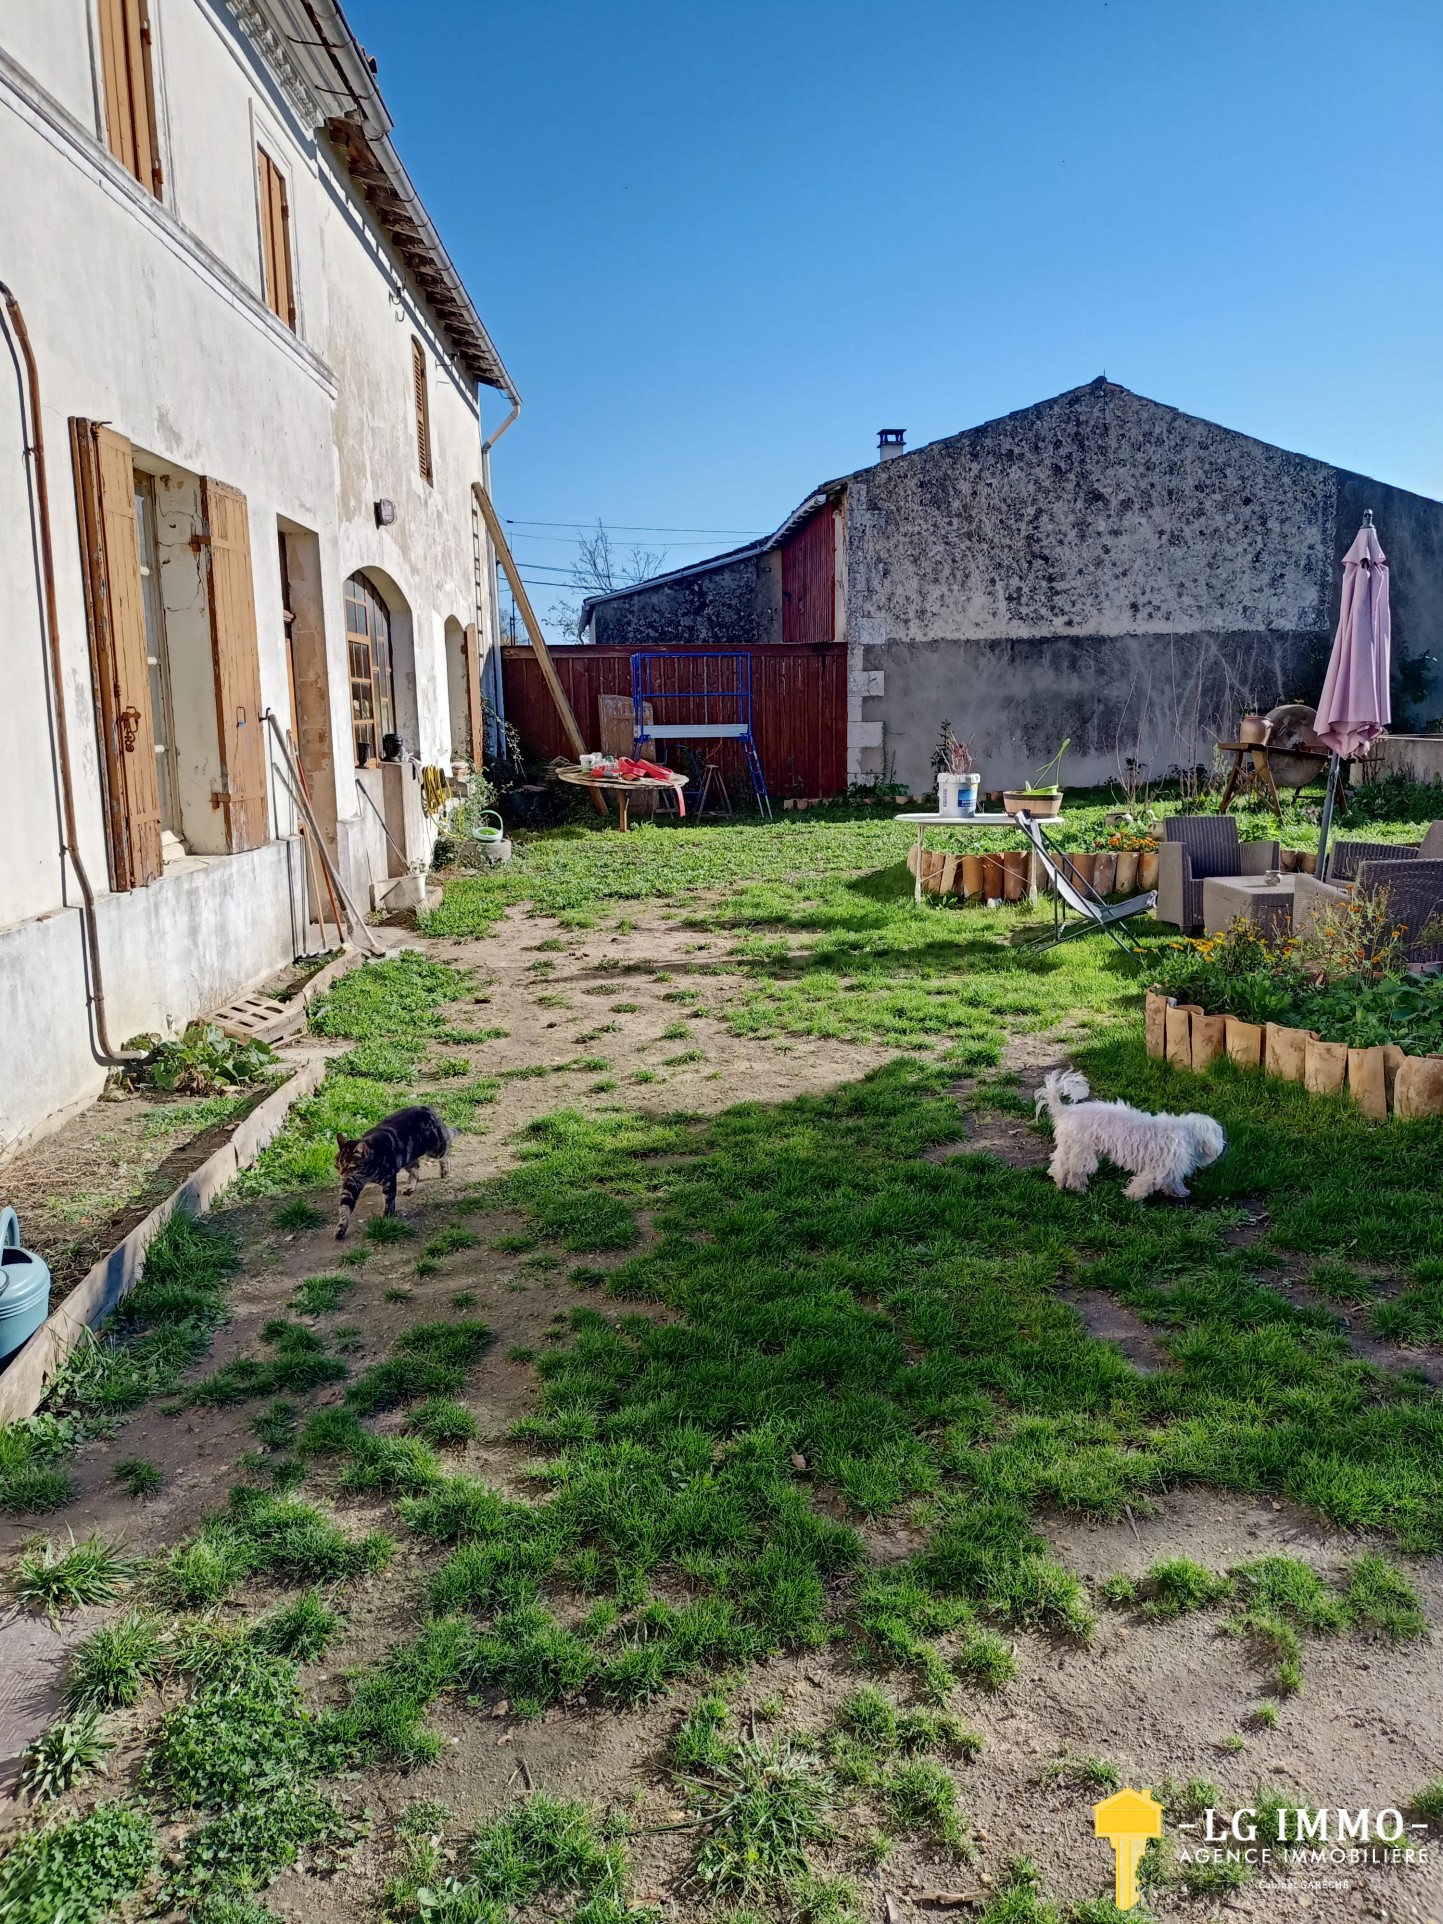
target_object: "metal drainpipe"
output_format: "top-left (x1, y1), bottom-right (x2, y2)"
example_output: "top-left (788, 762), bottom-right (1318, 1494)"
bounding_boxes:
top-left (0, 280), bottom-right (143, 1065)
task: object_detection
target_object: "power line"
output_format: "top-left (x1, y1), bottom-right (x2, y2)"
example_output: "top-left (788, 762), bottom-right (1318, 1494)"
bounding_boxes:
top-left (507, 532), bottom-right (725, 549)
top-left (504, 516), bottom-right (764, 537)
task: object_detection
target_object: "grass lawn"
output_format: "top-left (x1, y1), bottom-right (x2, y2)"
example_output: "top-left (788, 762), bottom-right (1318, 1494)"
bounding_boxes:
top-left (5, 781), bottom-right (1443, 1923)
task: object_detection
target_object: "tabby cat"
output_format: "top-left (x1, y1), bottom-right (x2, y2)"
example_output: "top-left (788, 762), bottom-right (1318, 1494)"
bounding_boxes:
top-left (335, 1105), bottom-right (453, 1238)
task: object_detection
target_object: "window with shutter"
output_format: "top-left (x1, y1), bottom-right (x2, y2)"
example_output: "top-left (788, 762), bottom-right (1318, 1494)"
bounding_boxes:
top-left (257, 146), bottom-right (296, 329)
top-left (200, 477), bottom-right (270, 853)
top-left (70, 420), bottom-right (164, 891)
top-left (412, 336), bottom-right (433, 485)
top-left (97, 0), bottom-right (162, 197)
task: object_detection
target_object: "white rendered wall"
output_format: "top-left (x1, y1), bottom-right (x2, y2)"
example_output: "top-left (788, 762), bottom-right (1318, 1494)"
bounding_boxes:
top-left (0, 0), bottom-right (498, 1149)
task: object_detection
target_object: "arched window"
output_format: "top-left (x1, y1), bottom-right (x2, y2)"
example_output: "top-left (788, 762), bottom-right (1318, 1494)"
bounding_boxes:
top-left (344, 572), bottom-right (395, 766)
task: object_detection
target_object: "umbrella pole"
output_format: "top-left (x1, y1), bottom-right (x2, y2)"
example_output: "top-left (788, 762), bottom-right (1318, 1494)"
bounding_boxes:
top-left (1315, 752), bottom-right (1341, 879)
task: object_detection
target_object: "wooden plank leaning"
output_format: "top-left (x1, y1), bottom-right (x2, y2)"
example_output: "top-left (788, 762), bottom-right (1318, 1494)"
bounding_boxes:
top-left (471, 479), bottom-right (607, 817)
top-left (262, 710), bottom-right (384, 954)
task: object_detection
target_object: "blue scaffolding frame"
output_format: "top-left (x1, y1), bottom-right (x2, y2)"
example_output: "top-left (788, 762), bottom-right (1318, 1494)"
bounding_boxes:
top-left (629, 651), bottom-right (772, 816)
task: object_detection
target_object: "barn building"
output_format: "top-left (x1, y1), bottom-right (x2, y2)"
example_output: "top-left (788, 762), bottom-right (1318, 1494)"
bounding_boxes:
top-left (576, 380), bottom-right (1443, 796)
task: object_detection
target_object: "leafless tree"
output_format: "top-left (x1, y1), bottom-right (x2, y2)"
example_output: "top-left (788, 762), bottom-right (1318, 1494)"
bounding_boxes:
top-left (570, 520), bottom-right (669, 595)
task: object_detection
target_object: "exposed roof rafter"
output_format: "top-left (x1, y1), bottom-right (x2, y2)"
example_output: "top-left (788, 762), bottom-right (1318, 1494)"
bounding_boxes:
top-left (242, 0), bottom-right (518, 400)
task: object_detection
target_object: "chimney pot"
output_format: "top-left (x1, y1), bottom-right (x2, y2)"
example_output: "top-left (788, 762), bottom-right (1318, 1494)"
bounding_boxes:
top-left (878, 429), bottom-right (905, 462)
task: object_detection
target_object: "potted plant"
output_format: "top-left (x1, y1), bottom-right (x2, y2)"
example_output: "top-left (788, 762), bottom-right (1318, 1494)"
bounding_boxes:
top-left (1004, 738), bottom-right (1069, 819)
top-left (931, 722), bottom-right (979, 817)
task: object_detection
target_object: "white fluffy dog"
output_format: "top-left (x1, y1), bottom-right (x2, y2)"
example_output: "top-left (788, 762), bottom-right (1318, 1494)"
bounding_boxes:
top-left (1034, 1070), bottom-right (1226, 1201)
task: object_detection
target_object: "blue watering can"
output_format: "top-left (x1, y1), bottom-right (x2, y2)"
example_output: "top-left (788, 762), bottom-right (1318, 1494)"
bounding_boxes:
top-left (0, 1209), bottom-right (51, 1364)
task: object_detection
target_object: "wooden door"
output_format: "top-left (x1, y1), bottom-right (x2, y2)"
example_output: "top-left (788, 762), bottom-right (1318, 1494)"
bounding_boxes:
top-left (201, 476), bottom-right (269, 852)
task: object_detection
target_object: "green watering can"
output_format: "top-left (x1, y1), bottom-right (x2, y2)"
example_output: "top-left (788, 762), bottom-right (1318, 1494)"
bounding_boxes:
top-left (0, 1209), bottom-right (51, 1364)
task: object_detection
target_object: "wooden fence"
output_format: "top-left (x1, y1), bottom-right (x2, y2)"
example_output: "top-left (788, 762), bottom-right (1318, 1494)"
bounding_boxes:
top-left (500, 643), bottom-right (848, 800)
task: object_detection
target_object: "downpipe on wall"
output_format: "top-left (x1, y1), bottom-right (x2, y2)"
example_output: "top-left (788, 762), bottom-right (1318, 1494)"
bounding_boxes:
top-left (0, 279), bottom-right (143, 1066)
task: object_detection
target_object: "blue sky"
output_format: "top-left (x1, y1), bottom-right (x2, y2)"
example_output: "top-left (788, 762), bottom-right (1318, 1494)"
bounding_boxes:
top-left (345, 0), bottom-right (1443, 623)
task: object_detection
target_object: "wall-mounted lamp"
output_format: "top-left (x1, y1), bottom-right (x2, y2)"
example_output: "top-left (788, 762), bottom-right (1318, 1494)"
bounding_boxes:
top-left (374, 498), bottom-right (396, 527)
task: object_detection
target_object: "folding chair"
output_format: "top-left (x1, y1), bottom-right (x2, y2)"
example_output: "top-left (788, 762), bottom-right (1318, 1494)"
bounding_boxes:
top-left (1012, 812), bottom-right (1158, 955)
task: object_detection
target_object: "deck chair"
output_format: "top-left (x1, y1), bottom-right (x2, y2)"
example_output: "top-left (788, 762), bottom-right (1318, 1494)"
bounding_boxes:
top-left (1013, 812), bottom-right (1158, 954)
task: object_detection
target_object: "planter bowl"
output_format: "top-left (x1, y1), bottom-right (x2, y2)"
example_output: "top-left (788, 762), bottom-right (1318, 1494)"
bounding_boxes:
top-left (1004, 790), bottom-right (1063, 819)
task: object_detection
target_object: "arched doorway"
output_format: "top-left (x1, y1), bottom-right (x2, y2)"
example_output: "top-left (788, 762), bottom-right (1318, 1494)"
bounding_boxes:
top-left (344, 572), bottom-right (395, 766)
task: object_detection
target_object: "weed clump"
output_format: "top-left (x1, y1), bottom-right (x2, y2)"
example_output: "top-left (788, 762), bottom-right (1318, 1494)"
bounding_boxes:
top-left (0, 1416), bottom-right (78, 1515)
top-left (273, 1198), bottom-right (325, 1232)
top-left (690, 1727), bottom-right (834, 1901)
top-left (17, 1710), bottom-right (113, 1802)
top-left (65, 1609), bottom-right (166, 1711)
top-left (0, 1802), bottom-right (156, 1923)
top-left (249, 1590), bottom-right (345, 1662)
top-left (114, 1457), bottom-right (163, 1498)
top-left (291, 1273), bottom-right (354, 1315)
top-left (14, 1533), bottom-right (133, 1618)
top-left (405, 1397), bottom-right (480, 1447)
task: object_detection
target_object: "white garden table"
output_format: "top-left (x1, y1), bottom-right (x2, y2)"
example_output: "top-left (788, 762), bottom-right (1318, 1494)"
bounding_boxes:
top-left (894, 810), bottom-right (1067, 906)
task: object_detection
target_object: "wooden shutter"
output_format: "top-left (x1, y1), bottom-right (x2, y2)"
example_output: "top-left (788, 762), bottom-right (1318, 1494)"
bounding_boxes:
top-left (257, 147), bottom-right (295, 328)
top-left (200, 477), bottom-right (270, 852)
top-left (462, 622), bottom-right (486, 770)
top-left (70, 420), bottom-right (164, 890)
top-left (412, 336), bottom-right (433, 484)
top-left (97, 0), bottom-right (161, 196)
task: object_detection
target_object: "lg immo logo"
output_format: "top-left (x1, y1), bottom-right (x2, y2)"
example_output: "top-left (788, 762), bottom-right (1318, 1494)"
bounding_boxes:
top-left (1093, 1787), bottom-right (1429, 1910)
top-left (1195, 1805), bottom-right (1411, 1844)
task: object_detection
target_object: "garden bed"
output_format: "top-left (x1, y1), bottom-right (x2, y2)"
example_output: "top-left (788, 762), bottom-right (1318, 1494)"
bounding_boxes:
top-left (1148, 889), bottom-right (1443, 1117)
top-left (0, 1083), bottom-right (279, 1305)
top-left (1145, 988), bottom-right (1443, 1118)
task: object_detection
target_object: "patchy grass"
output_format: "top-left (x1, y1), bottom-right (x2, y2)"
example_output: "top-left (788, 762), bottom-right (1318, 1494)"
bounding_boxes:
top-left (1103, 1557), bottom-right (1233, 1619)
top-left (52, 1212), bottom-right (239, 1420)
top-left (291, 1272), bottom-right (354, 1315)
top-left (309, 951), bottom-right (469, 1043)
top-left (182, 1319), bottom-right (348, 1408)
top-left (11, 793), bottom-right (1443, 1916)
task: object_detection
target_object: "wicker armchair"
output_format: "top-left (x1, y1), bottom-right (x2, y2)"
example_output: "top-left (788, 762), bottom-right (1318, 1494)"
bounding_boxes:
top-left (1324, 819), bottom-right (1443, 882)
top-left (1294, 857), bottom-right (1443, 965)
top-left (1154, 818), bottom-right (1280, 933)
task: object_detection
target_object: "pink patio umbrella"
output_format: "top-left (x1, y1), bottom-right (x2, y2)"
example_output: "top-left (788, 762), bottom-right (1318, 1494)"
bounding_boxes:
top-left (1314, 510), bottom-right (1390, 873)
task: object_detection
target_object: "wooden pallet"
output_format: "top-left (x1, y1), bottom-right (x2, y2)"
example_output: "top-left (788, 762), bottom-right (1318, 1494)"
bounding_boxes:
top-left (209, 993), bottom-right (307, 1045)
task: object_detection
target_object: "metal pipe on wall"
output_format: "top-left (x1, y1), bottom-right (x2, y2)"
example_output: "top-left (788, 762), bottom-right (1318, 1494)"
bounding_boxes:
top-left (0, 278), bottom-right (142, 1065)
